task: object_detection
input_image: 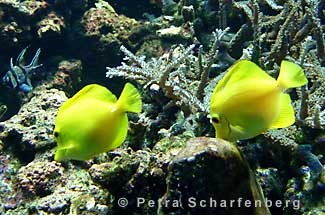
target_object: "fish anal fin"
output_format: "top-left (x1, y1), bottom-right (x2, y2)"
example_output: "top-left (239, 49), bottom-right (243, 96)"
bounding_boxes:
top-left (270, 93), bottom-right (295, 129)
top-left (106, 115), bottom-right (128, 151)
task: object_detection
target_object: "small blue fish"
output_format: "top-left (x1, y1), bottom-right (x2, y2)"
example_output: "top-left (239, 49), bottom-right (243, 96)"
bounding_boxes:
top-left (2, 46), bottom-right (42, 92)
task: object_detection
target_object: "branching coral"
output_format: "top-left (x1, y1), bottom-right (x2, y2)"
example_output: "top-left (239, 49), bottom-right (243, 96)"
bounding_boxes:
top-left (107, 43), bottom-right (209, 117)
top-left (233, 0), bottom-right (325, 67)
top-left (106, 28), bottom-right (233, 141)
top-left (106, 28), bottom-right (230, 115)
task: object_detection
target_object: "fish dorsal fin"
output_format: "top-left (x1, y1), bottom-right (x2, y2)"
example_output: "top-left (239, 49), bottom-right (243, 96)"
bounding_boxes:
top-left (213, 60), bottom-right (275, 96)
top-left (270, 93), bottom-right (295, 128)
top-left (60, 84), bottom-right (117, 112)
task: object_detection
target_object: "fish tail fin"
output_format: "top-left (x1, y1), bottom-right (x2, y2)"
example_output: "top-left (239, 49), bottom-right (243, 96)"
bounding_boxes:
top-left (117, 83), bottom-right (142, 113)
top-left (277, 60), bottom-right (308, 90)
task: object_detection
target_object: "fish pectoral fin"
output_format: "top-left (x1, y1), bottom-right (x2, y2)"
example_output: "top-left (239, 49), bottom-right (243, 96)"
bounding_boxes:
top-left (54, 145), bottom-right (73, 161)
top-left (269, 93), bottom-right (295, 129)
top-left (228, 124), bottom-right (247, 141)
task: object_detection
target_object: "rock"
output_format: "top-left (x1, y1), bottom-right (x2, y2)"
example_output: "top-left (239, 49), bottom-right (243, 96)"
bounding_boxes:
top-left (0, 154), bottom-right (20, 212)
top-left (79, 2), bottom-right (143, 78)
top-left (89, 149), bottom-right (167, 214)
top-left (80, 3), bottom-right (140, 45)
top-left (19, 0), bottom-right (47, 17)
top-left (5, 164), bottom-right (109, 214)
top-left (255, 168), bottom-right (284, 215)
top-left (159, 137), bottom-right (269, 215)
top-left (51, 59), bottom-right (83, 96)
top-left (15, 161), bottom-right (64, 198)
top-left (37, 12), bottom-right (65, 39)
top-left (255, 168), bottom-right (283, 202)
top-left (284, 165), bottom-right (325, 215)
top-left (0, 88), bottom-right (67, 162)
top-left (156, 24), bottom-right (194, 41)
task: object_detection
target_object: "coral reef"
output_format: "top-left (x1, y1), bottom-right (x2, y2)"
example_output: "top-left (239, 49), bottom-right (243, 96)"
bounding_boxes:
top-left (19, 0), bottom-right (48, 16)
top-left (0, 87), bottom-right (109, 214)
top-left (37, 11), bottom-right (65, 39)
top-left (106, 29), bottom-right (232, 112)
top-left (51, 59), bottom-right (83, 96)
top-left (80, 1), bottom-right (142, 49)
top-left (15, 161), bottom-right (63, 198)
top-left (0, 87), bottom-right (67, 162)
top-left (89, 137), bottom-right (271, 215)
top-left (284, 165), bottom-right (325, 215)
top-left (0, 0), bottom-right (324, 214)
top-left (0, 153), bottom-right (20, 212)
top-left (159, 137), bottom-right (270, 215)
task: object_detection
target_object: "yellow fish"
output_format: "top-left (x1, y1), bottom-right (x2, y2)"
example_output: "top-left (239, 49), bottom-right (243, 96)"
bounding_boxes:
top-left (53, 83), bottom-right (141, 161)
top-left (210, 60), bottom-right (307, 141)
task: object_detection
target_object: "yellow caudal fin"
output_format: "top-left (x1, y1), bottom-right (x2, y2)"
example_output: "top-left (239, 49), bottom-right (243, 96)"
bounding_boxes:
top-left (277, 60), bottom-right (308, 90)
top-left (117, 83), bottom-right (142, 113)
top-left (270, 93), bottom-right (295, 128)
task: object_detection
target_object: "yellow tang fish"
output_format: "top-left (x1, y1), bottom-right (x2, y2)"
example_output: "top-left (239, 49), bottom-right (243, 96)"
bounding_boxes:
top-left (53, 83), bottom-right (142, 161)
top-left (210, 60), bottom-right (308, 141)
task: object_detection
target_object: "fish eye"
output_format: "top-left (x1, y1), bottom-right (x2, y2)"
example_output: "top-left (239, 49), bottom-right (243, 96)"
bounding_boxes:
top-left (54, 131), bottom-right (59, 138)
top-left (212, 117), bottom-right (220, 124)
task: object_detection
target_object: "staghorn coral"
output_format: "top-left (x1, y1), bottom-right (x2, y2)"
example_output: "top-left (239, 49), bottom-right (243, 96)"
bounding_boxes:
top-left (106, 28), bottom-right (230, 115)
top-left (107, 43), bottom-right (203, 113)
top-left (232, 0), bottom-right (325, 67)
top-left (294, 38), bottom-right (325, 130)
